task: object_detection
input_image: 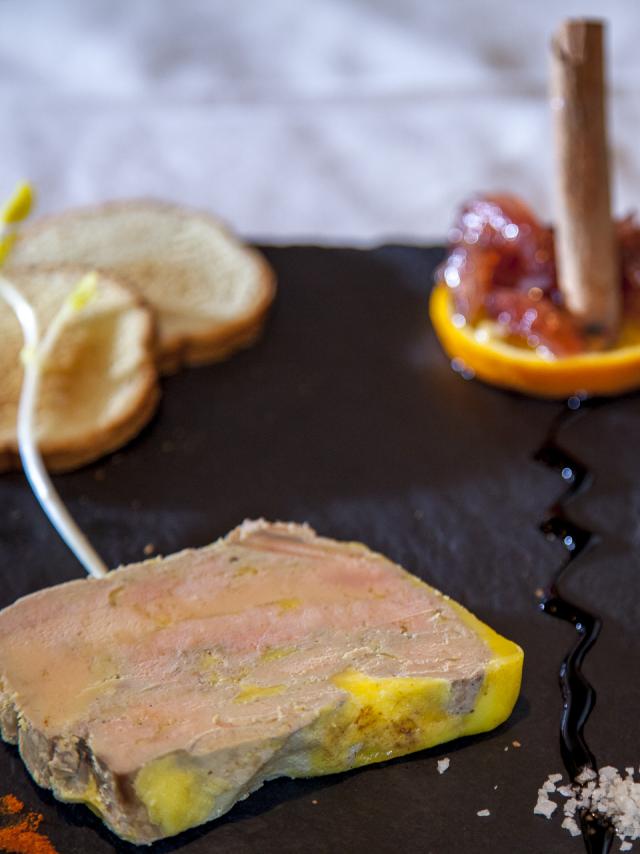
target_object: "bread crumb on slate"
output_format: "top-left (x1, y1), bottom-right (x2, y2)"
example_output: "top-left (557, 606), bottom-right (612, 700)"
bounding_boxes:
top-left (477, 809), bottom-right (490, 817)
top-left (535, 766), bottom-right (640, 848)
top-left (512, 740), bottom-right (521, 748)
top-left (437, 758), bottom-right (450, 774)
top-left (143, 543), bottom-right (155, 556)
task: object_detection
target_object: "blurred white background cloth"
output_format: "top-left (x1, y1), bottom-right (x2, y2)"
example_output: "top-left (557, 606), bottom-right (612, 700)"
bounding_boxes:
top-left (2, 0), bottom-right (639, 243)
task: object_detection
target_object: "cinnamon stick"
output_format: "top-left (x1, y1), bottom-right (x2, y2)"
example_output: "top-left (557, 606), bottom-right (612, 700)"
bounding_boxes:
top-left (550, 19), bottom-right (620, 339)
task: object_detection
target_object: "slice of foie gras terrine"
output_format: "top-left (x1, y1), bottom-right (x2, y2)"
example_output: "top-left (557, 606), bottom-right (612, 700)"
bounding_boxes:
top-left (0, 520), bottom-right (523, 844)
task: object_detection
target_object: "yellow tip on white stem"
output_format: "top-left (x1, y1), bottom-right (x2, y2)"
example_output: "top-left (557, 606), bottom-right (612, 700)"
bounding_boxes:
top-left (0, 182), bottom-right (107, 578)
top-left (68, 271), bottom-right (98, 311)
top-left (0, 274), bottom-right (108, 579)
top-left (1, 182), bottom-right (34, 226)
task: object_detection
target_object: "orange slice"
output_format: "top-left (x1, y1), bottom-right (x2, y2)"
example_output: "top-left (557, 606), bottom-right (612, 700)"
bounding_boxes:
top-left (429, 281), bottom-right (640, 398)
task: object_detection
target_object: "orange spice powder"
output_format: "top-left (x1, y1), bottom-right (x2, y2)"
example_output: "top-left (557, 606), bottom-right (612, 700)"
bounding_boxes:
top-left (0, 798), bottom-right (22, 817)
top-left (0, 795), bottom-right (59, 854)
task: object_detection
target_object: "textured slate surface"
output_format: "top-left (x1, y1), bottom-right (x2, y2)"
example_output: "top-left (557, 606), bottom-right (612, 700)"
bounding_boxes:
top-left (1, 245), bottom-right (637, 853)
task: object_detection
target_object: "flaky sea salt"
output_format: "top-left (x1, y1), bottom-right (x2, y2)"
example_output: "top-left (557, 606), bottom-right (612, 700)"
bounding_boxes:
top-left (533, 797), bottom-right (557, 819)
top-left (561, 816), bottom-right (581, 837)
top-left (477, 809), bottom-right (490, 817)
top-left (535, 766), bottom-right (640, 848)
top-left (437, 758), bottom-right (450, 774)
top-left (576, 767), bottom-right (597, 784)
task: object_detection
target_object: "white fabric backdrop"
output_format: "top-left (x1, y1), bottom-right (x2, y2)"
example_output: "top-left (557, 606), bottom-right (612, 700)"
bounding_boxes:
top-left (2, 0), bottom-right (639, 243)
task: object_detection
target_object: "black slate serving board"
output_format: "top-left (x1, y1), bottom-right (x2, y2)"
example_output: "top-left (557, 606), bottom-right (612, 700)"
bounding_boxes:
top-left (1, 245), bottom-right (639, 854)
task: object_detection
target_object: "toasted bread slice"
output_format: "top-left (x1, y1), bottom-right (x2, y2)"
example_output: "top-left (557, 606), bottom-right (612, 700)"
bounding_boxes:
top-left (0, 266), bottom-right (159, 473)
top-left (9, 201), bottom-right (276, 373)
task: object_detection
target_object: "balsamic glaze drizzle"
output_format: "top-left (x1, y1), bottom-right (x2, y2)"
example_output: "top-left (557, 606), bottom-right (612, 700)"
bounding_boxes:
top-left (535, 403), bottom-right (614, 853)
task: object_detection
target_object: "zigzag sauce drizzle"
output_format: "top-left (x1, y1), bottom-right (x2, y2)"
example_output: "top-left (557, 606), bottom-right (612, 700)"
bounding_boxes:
top-left (535, 404), bottom-right (614, 854)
